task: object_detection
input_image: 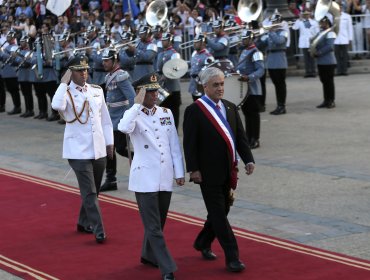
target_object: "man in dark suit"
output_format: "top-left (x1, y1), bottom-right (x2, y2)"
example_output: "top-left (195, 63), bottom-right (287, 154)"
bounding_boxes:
top-left (183, 67), bottom-right (255, 273)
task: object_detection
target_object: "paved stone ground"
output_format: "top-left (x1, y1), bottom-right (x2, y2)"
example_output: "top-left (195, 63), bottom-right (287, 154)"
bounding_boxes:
top-left (1, 74), bottom-right (370, 278)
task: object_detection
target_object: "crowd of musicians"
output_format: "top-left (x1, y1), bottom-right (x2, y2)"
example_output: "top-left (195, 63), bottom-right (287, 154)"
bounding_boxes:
top-left (0, 3), bottom-right (341, 150)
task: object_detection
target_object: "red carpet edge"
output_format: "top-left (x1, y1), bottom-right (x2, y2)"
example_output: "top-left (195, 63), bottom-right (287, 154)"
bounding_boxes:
top-left (1, 167), bottom-right (370, 279)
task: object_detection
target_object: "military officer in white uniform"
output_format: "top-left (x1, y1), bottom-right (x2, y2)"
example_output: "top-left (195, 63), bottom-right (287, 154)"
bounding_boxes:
top-left (118, 73), bottom-right (185, 280)
top-left (51, 55), bottom-right (114, 244)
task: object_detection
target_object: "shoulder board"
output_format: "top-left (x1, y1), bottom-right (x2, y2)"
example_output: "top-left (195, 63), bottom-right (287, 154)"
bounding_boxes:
top-left (218, 37), bottom-right (229, 46)
top-left (191, 50), bottom-right (197, 57)
top-left (252, 51), bottom-right (264, 62)
top-left (147, 43), bottom-right (158, 52)
top-left (280, 30), bottom-right (289, 38)
top-left (116, 70), bottom-right (130, 82)
top-left (90, 84), bottom-right (102, 89)
top-left (327, 31), bottom-right (337, 39)
top-left (161, 107), bottom-right (169, 113)
top-left (171, 53), bottom-right (181, 60)
top-left (174, 36), bottom-right (182, 43)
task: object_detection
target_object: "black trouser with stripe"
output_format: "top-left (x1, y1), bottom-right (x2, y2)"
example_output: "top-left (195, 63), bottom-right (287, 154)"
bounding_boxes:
top-left (19, 81), bottom-right (34, 112)
top-left (318, 64), bottom-right (336, 103)
top-left (268, 68), bottom-right (287, 107)
top-left (3, 77), bottom-right (20, 109)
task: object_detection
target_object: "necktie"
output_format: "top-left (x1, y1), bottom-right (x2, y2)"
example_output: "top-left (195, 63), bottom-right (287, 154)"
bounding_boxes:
top-left (216, 104), bottom-right (221, 110)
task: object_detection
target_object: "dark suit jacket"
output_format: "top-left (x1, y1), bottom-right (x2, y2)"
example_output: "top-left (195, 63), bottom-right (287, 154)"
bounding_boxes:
top-left (183, 99), bottom-right (254, 186)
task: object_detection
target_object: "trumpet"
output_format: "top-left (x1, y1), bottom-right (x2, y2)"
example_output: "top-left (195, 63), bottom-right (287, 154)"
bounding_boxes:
top-left (52, 48), bottom-right (73, 58)
top-left (1, 46), bottom-right (20, 69)
top-left (112, 38), bottom-right (140, 51)
top-left (15, 50), bottom-right (34, 72)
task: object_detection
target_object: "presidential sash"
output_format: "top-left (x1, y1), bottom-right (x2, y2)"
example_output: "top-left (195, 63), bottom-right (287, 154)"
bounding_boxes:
top-left (195, 97), bottom-right (239, 189)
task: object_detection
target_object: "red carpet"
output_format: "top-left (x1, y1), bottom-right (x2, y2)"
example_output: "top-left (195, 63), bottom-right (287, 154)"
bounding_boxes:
top-left (1, 168), bottom-right (370, 280)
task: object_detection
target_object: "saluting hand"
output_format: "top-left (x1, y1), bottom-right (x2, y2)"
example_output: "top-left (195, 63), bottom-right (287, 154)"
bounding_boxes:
top-left (134, 87), bottom-right (146, 105)
top-left (61, 69), bottom-right (72, 84)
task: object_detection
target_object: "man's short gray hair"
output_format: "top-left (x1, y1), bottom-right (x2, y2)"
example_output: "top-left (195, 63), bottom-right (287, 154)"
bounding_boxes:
top-left (199, 67), bottom-right (224, 85)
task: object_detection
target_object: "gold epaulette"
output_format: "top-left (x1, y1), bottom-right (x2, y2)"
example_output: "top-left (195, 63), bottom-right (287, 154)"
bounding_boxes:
top-left (161, 107), bottom-right (168, 113)
top-left (90, 84), bottom-right (102, 89)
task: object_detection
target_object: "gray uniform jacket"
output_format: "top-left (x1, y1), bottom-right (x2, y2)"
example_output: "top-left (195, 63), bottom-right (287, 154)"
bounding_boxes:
top-left (119, 48), bottom-right (135, 78)
top-left (90, 48), bottom-right (107, 85)
top-left (0, 43), bottom-right (18, 78)
top-left (315, 30), bottom-right (337, 65)
top-left (14, 49), bottom-right (33, 82)
top-left (156, 46), bottom-right (181, 92)
top-left (31, 54), bottom-right (58, 83)
top-left (207, 34), bottom-right (229, 59)
top-left (236, 46), bottom-right (264, 96)
top-left (261, 28), bottom-right (288, 69)
top-left (105, 69), bottom-right (135, 130)
top-left (130, 40), bottom-right (158, 81)
top-left (188, 49), bottom-right (213, 95)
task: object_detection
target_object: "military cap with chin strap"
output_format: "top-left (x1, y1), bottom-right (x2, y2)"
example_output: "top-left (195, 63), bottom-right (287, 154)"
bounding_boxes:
top-left (132, 73), bottom-right (161, 91)
top-left (67, 55), bottom-right (90, 71)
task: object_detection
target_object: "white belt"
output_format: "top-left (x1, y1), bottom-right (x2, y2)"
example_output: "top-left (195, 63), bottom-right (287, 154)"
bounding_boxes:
top-left (107, 100), bottom-right (129, 108)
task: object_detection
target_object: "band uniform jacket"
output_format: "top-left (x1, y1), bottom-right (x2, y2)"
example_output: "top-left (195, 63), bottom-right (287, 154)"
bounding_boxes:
top-left (183, 99), bottom-right (254, 186)
top-left (51, 81), bottom-right (114, 160)
top-left (118, 104), bottom-right (185, 192)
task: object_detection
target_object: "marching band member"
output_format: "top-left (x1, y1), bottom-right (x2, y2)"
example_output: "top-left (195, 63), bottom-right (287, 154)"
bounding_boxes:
top-left (0, 30), bottom-right (21, 115)
top-left (32, 24), bottom-right (60, 121)
top-left (260, 10), bottom-right (288, 115)
top-left (14, 35), bottom-right (34, 117)
top-left (156, 32), bottom-right (182, 130)
top-left (206, 20), bottom-right (230, 60)
top-left (118, 31), bottom-right (136, 78)
top-left (51, 55), bottom-right (113, 244)
top-left (100, 48), bottom-right (135, 192)
top-left (314, 16), bottom-right (337, 109)
top-left (292, 10), bottom-right (320, 78)
top-left (224, 18), bottom-right (239, 67)
top-left (167, 22), bottom-right (182, 53)
top-left (126, 25), bottom-right (157, 81)
top-left (0, 25), bottom-right (8, 113)
top-left (188, 34), bottom-right (214, 101)
top-left (57, 31), bottom-right (75, 77)
top-left (237, 30), bottom-right (265, 149)
top-left (87, 33), bottom-right (108, 98)
top-left (118, 73), bottom-right (184, 280)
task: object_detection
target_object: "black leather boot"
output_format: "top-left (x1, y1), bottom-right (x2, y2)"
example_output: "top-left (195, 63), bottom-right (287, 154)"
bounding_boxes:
top-left (0, 105), bottom-right (5, 113)
top-left (270, 106), bottom-right (286, 115)
top-left (7, 107), bottom-right (21, 115)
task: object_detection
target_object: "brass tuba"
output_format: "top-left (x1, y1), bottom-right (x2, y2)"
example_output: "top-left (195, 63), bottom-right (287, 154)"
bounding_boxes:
top-left (237, 0), bottom-right (263, 23)
top-left (145, 0), bottom-right (168, 28)
top-left (309, 0), bottom-right (341, 57)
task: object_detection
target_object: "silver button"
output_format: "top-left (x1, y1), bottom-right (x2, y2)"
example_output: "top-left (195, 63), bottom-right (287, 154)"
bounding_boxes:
top-left (161, 160), bottom-right (164, 163)
top-left (153, 121), bottom-right (156, 123)
top-left (155, 128), bottom-right (158, 131)
top-left (156, 137), bottom-right (159, 139)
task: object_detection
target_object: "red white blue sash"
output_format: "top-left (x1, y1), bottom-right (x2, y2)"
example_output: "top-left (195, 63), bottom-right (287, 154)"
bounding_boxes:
top-left (195, 97), bottom-right (236, 163)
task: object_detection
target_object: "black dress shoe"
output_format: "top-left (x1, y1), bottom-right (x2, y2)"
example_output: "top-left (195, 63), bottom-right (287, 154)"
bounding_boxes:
top-left (46, 113), bottom-right (60, 121)
top-left (20, 112), bottom-right (27, 117)
top-left (259, 105), bottom-right (266, 112)
top-left (100, 181), bottom-right (118, 192)
top-left (316, 102), bottom-right (328, 108)
top-left (58, 119), bottom-right (66, 125)
top-left (22, 111), bottom-right (35, 118)
top-left (77, 224), bottom-right (93, 234)
top-left (162, 272), bottom-right (175, 280)
top-left (0, 105), bottom-right (5, 113)
top-left (193, 244), bottom-right (217, 260)
top-left (7, 107), bottom-right (21, 115)
top-left (326, 101), bottom-right (336, 109)
top-left (270, 106), bottom-right (286, 115)
top-left (95, 233), bottom-right (106, 243)
top-left (249, 139), bottom-right (260, 149)
top-left (226, 260), bottom-right (246, 272)
top-left (36, 112), bottom-right (48, 119)
top-left (140, 257), bottom-right (159, 268)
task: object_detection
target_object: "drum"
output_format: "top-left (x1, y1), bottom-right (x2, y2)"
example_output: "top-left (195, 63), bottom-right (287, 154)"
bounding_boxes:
top-left (205, 59), bottom-right (235, 75)
top-left (223, 73), bottom-right (248, 108)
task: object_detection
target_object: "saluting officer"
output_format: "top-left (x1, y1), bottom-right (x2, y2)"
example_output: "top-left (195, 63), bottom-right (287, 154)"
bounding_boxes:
top-left (206, 20), bottom-right (230, 60)
top-left (126, 25), bottom-right (157, 81)
top-left (237, 30), bottom-right (265, 149)
top-left (260, 10), bottom-right (288, 115)
top-left (51, 55), bottom-right (113, 244)
top-left (0, 30), bottom-right (21, 115)
top-left (188, 34), bottom-right (214, 101)
top-left (156, 32), bottom-right (182, 130)
top-left (100, 48), bottom-right (136, 192)
top-left (118, 73), bottom-right (185, 280)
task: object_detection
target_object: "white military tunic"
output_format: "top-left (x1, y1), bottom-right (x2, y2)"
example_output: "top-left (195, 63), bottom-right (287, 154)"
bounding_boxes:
top-left (118, 104), bottom-right (184, 192)
top-left (52, 81), bottom-right (114, 160)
